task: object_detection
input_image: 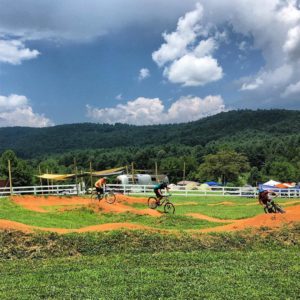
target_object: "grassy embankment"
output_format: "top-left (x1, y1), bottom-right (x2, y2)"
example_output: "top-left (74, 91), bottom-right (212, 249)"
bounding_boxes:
top-left (0, 227), bottom-right (299, 299)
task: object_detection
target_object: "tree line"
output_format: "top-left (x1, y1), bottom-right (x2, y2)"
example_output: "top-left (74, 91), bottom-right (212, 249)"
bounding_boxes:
top-left (0, 109), bottom-right (299, 186)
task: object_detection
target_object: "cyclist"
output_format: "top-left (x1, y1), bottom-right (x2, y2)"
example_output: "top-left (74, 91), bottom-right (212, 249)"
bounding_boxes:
top-left (258, 189), bottom-right (277, 212)
top-left (153, 181), bottom-right (169, 205)
top-left (94, 177), bottom-right (107, 197)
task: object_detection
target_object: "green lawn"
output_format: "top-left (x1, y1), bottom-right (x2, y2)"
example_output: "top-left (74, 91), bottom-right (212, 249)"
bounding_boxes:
top-left (0, 225), bottom-right (299, 299)
top-left (130, 195), bottom-right (300, 219)
top-left (0, 246), bottom-right (299, 299)
top-left (0, 198), bottom-right (222, 230)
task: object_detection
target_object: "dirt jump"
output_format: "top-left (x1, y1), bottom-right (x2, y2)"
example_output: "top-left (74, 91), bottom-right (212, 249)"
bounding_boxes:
top-left (0, 195), bottom-right (299, 234)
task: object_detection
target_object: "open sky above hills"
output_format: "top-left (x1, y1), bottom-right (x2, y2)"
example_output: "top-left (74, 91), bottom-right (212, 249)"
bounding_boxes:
top-left (0, 0), bottom-right (300, 127)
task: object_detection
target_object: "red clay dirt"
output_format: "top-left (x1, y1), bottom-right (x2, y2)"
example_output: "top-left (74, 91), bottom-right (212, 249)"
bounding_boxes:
top-left (186, 213), bottom-right (236, 223)
top-left (0, 219), bottom-right (152, 234)
top-left (2, 195), bottom-right (300, 234)
top-left (199, 204), bottom-right (300, 233)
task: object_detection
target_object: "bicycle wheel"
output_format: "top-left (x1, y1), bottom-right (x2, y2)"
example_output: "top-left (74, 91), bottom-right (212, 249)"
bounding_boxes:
top-left (273, 203), bottom-right (286, 214)
top-left (148, 197), bottom-right (158, 209)
top-left (105, 192), bottom-right (116, 204)
top-left (164, 202), bottom-right (175, 214)
top-left (91, 191), bottom-right (98, 201)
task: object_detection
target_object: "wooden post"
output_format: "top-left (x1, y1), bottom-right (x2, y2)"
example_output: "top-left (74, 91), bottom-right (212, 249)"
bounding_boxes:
top-left (46, 168), bottom-right (50, 194)
top-left (131, 162), bottom-right (135, 184)
top-left (183, 161), bottom-right (186, 182)
top-left (125, 165), bottom-right (129, 175)
top-left (89, 161), bottom-right (93, 191)
top-left (8, 159), bottom-right (13, 195)
top-left (38, 165), bottom-right (43, 195)
top-left (74, 157), bottom-right (79, 195)
top-left (155, 161), bottom-right (158, 182)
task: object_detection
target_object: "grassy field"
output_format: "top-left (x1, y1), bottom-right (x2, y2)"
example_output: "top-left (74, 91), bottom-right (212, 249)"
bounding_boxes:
top-left (130, 195), bottom-right (300, 219)
top-left (0, 197), bottom-right (223, 230)
top-left (1, 195), bottom-right (300, 299)
top-left (0, 228), bottom-right (299, 299)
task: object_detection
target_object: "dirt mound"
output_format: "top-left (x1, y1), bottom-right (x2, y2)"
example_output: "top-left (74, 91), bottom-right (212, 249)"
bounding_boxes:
top-left (11, 195), bottom-right (90, 212)
top-left (208, 201), bottom-right (235, 206)
top-left (0, 219), bottom-right (151, 233)
top-left (10, 194), bottom-right (160, 217)
top-left (186, 213), bottom-right (236, 223)
top-left (200, 205), bottom-right (300, 233)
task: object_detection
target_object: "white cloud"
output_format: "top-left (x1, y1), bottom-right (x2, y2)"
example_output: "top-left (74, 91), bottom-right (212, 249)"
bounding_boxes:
top-left (138, 68), bottom-right (150, 81)
top-left (152, 3), bottom-right (223, 87)
top-left (283, 25), bottom-right (300, 61)
top-left (165, 54), bottom-right (223, 86)
top-left (151, 0), bottom-right (300, 105)
top-left (0, 94), bottom-right (53, 127)
top-left (152, 3), bottom-right (203, 67)
top-left (240, 78), bottom-right (263, 91)
top-left (86, 95), bottom-right (226, 125)
top-left (0, 0), bottom-right (198, 42)
top-left (0, 39), bottom-right (39, 64)
top-left (281, 80), bottom-right (300, 98)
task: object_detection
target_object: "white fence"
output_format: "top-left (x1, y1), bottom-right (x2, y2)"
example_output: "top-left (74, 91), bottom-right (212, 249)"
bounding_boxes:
top-left (1, 184), bottom-right (300, 198)
top-left (107, 184), bottom-right (300, 198)
top-left (0, 184), bottom-right (78, 197)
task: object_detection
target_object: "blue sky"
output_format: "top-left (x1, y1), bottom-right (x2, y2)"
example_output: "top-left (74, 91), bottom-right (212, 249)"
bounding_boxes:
top-left (0, 0), bottom-right (300, 127)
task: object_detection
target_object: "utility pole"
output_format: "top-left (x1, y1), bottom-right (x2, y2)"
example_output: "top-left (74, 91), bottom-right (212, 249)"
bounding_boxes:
top-left (89, 161), bottom-right (93, 191)
top-left (8, 160), bottom-right (13, 195)
top-left (183, 161), bottom-right (186, 182)
top-left (131, 162), bottom-right (135, 184)
top-left (38, 165), bottom-right (43, 195)
top-left (155, 161), bottom-right (158, 182)
top-left (74, 157), bottom-right (79, 195)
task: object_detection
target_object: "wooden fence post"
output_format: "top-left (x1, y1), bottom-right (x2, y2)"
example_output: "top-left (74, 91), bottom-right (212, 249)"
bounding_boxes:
top-left (8, 159), bottom-right (13, 195)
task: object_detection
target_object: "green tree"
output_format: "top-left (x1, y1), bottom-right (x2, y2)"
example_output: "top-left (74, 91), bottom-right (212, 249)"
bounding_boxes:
top-left (196, 150), bottom-right (250, 185)
top-left (0, 150), bottom-right (33, 186)
top-left (268, 161), bottom-right (297, 182)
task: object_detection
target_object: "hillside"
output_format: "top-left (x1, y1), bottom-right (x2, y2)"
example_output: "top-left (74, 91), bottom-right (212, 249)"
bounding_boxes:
top-left (0, 109), bottom-right (300, 158)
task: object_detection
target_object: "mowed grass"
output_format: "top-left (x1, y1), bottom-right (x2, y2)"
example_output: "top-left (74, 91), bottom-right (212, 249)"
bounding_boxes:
top-left (0, 248), bottom-right (299, 299)
top-left (131, 195), bottom-right (300, 219)
top-left (0, 198), bottom-right (222, 230)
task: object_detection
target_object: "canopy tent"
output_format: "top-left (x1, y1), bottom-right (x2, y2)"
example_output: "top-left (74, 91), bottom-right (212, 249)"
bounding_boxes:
top-left (177, 180), bottom-right (200, 186)
top-left (263, 180), bottom-right (281, 186)
top-left (205, 181), bottom-right (221, 186)
top-left (87, 166), bottom-right (125, 177)
top-left (37, 174), bottom-right (75, 181)
top-left (37, 166), bottom-right (125, 181)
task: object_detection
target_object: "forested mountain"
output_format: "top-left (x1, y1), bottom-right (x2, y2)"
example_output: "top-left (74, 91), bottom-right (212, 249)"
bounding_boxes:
top-left (1, 109), bottom-right (300, 158)
top-left (1, 109), bottom-right (300, 185)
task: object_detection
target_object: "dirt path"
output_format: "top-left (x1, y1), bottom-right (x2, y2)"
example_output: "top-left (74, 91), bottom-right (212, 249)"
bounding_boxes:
top-left (3, 195), bottom-right (300, 234)
top-left (0, 219), bottom-right (153, 234)
top-left (198, 205), bottom-right (300, 233)
top-left (186, 213), bottom-right (236, 223)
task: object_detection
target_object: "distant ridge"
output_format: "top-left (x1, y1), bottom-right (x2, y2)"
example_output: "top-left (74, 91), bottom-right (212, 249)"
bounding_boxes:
top-left (0, 109), bottom-right (299, 158)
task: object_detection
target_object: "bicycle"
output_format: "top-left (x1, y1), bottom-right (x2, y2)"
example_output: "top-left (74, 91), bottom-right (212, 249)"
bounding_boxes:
top-left (147, 194), bottom-right (175, 214)
top-left (263, 200), bottom-right (286, 214)
top-left (90, 189), bottom-right (116, 204)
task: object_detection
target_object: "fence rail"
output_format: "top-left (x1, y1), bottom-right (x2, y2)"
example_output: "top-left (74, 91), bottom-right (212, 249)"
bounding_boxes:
top-left (0, 184), bottom-right (78, 197)
top-left (1, 184), bottom-right (300, 198)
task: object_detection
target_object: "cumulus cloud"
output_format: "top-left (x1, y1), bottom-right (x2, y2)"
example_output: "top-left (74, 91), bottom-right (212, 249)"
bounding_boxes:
top-left (0, 39), bottom-right (40, 64)
top-left (152, 3), bottom-right (223, 87)
top-left (281, 80), bottom-right (300, 98)
top-left (0, 0), bottom-right (198, 42)
top-left (86, 95), bottom-right (226, 125)
top-left (165, 54), bottom-right (222, 86)
top-left (0, 94), bottom-right (53, 127)
top-left (151, 0), bottom-right (300, 105)
top-left (138, 68), bottom-right (150, 81)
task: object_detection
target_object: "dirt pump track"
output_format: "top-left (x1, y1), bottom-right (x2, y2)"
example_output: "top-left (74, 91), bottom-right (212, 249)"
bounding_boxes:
top-left (0, 195), bottom-right (299, 234)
